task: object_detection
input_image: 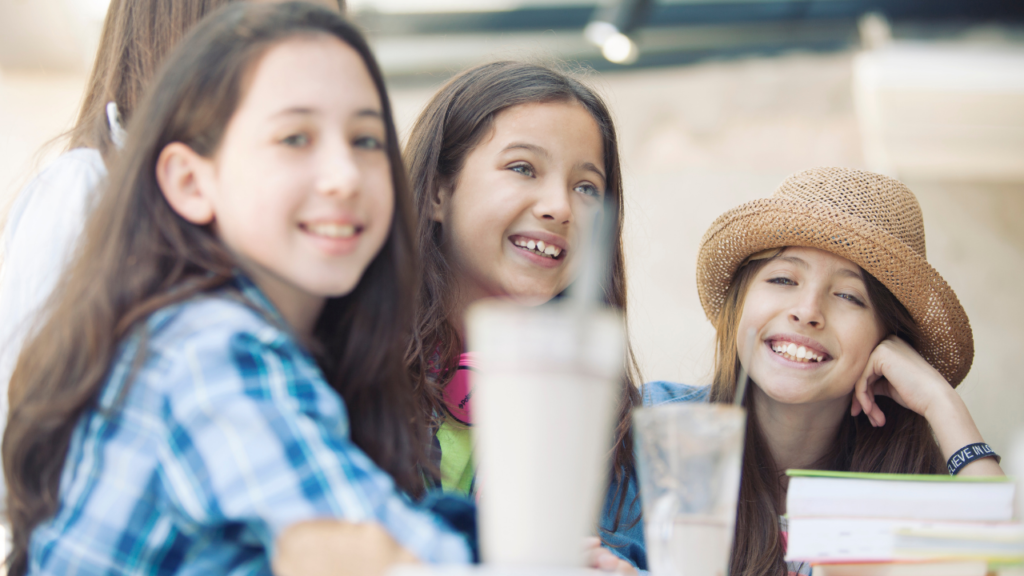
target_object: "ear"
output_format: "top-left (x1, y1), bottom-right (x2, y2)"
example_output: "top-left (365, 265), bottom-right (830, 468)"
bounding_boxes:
top-left (156, 142), bottom-right (216, 225)
top-left (430, 180), bottom-right (452, 224)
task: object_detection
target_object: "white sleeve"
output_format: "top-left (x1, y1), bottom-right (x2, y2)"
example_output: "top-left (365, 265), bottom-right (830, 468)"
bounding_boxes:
top-left (0, 148), bottom-right (107, 462)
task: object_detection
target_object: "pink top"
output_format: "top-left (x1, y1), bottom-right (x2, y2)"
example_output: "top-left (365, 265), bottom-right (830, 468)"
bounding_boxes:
top-left (441, 352), bottom-right (476, 425)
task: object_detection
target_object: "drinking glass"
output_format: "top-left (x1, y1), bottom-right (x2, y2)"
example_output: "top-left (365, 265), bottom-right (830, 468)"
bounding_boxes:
top-left (633, 403), bottom-right (746, 576)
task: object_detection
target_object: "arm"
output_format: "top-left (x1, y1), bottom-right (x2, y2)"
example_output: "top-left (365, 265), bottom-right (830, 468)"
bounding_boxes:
top-left (851, 335), bottom-right (1004, 476)
top-left (273, 520), bottom-right (419, 576)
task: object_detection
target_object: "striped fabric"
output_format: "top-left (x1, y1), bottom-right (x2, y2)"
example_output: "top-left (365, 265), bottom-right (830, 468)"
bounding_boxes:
top-left (27, 275), bottom-right (470, 575)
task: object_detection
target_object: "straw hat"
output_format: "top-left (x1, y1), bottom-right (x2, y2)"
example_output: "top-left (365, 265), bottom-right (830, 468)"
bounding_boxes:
top-left (696, 167), bottom-right (973, 386)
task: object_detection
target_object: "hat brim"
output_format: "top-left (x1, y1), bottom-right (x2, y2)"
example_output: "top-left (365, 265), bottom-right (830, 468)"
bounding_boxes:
top-left (697, 197), bottom-right (974, 386)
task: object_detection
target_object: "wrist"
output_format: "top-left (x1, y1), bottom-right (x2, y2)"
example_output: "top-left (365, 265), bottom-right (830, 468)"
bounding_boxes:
top-left (922, 385), bottom-right (968, 425)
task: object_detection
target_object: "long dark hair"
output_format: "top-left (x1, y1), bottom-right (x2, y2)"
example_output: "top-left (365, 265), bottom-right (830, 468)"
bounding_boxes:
top-left (404, 60), bottom-right (643, 530)
top-left (708, 248), bottom-right (943, 576)
top-left (4, 4), bottom-right (421, 575)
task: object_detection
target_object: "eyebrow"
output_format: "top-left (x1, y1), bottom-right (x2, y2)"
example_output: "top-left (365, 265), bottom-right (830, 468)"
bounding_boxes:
top-left (503, 142), bottom-right (549, 158)
top-left (271, 107), bottom-right (383, 119)
top-left (579, 161), bottom-right (607, 183)
top-left (502, 142), bottom-right (607, 182)
top-left (778, 255), bottom-right (863, 280)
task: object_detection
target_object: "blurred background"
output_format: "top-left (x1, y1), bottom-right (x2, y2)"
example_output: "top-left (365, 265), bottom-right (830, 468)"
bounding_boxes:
top-left (1, 0), bottom-right (1022, 466)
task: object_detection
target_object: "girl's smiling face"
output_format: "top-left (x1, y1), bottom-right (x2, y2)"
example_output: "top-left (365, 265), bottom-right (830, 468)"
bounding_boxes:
top-left (737, 246), bottom-right (887, 407)
top-left (432, 101), bottom-right (606, 305)
top-left (176, 35), bottom-right (393, 332)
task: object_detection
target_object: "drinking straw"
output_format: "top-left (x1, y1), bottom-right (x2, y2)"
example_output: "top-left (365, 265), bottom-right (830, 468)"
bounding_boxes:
top-left (734, 328), bottom-right (756, 407)
top-left (568, 208), bottom-right (614, 310)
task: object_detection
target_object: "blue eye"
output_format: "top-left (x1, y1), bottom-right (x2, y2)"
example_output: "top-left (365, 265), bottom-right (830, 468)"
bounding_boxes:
top-left (354, 135), bottom-right (384, 150)
top-left (575, 182), bottom-right (602, 198)
top-left (510, 163), bottom-right (534, 177)
top-left (768, 277), bottom-right (795, 285)
top-left (282, 133), bottom-right (309, 147)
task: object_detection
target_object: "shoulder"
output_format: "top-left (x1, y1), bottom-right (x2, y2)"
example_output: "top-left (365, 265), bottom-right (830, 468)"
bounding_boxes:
top-left (139, 291), bottom-right (314, 397)
top-left (640, 381), bottom-right (710, 407)
top-left (120, 289), bottom-right (348, 430)
top-left (16, 148), bottom-right (106, 196)
top-left (148, 291), bottom-right (289, 353)
top-left (4, 148), bottom-right (106, 239)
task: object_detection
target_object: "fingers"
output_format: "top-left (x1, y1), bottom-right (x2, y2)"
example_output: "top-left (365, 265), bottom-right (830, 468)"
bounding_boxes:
top-left (591, 547), bottom-right (638, 575)
top-left (854, 365), bottom-right (887, 428)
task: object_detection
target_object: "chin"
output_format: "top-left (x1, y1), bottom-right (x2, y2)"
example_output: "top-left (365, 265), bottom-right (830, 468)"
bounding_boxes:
top-left (310, 276), bottom-right (362, 299)
top-left (757, 380), bottom-right (854, 408)
top-left (502, 281), bottom-right (563, 306)
top-left (754, 379), bottom-right (824, 406)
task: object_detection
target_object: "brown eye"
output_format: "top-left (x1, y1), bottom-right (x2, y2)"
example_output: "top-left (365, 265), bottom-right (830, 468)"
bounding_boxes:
top-left (837, 292), bottom-right (866, 307)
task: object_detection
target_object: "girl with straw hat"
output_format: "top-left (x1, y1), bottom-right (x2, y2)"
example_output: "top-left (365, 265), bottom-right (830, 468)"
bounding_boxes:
top-left (689, 167), bottom-right (1004, 576)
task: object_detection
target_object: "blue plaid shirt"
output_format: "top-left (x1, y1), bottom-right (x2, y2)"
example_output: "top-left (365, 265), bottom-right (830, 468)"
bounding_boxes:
top-left (28, 276), bottom-right (471, 575)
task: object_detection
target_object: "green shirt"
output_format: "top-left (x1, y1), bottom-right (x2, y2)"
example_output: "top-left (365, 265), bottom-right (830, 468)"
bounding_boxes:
top-left (436, 417), bottom-right (475, 494)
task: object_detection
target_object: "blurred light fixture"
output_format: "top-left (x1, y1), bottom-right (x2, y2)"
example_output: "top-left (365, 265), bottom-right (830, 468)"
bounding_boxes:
top-left (600, 32), bottom-right (639, 64)
top-left (585, 0), bottom-right (651, 65)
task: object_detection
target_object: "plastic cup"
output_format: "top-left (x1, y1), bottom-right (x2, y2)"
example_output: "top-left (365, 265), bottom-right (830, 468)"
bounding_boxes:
top-left (467, 300), bottom-right (624, 567)
top-left (633, 403), bottom-right (746, 576)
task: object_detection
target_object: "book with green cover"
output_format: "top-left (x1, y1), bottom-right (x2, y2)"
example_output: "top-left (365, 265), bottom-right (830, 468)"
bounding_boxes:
top-left (785, 469), bottom-right (1016, 522)
top-left (787, 469), bottom-right (1015, 483)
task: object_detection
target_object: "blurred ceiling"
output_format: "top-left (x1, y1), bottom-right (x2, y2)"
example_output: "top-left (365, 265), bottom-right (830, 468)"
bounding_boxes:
top-left (1, 0), bottom-right (1022, 75)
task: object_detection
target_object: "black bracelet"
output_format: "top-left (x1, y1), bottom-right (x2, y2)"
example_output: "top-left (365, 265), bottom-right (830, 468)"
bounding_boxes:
top-left (947, 443), bottom-right (1001, 475)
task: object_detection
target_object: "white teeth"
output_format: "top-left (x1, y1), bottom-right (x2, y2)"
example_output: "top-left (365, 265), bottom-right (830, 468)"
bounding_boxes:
top-left (306, 223), bottom-right (355, 238)
top-left (771, 341), bottom-right (824, 363)
top-left (513, 237), bottom-right (561, 259)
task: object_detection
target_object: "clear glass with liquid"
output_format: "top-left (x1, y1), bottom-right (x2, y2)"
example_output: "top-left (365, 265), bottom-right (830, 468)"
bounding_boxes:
top-left (633, 403), bottom-right (746, 576)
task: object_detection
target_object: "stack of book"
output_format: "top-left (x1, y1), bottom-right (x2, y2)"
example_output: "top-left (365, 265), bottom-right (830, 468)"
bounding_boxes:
top-left (784, 470), bottom-right (1024, 576)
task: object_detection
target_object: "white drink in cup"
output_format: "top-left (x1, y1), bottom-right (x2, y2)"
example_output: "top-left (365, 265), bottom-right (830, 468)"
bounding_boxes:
top-left (633, 403), bottom-right (746, 576)
top-left (467, 300), bottom-right (624, 567)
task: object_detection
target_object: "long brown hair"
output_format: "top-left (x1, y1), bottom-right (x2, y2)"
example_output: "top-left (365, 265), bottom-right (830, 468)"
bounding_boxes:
top-left (4, 4), bottom-right (419, 575)
top-left (708, 248), bottom-right (944, 576)
top-left (68, 0), bottom-right (345, 158)
top-left (404, 60), bottom-right (643, 530)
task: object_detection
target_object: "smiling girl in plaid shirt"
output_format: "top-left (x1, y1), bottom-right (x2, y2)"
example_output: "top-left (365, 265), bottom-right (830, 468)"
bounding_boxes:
top-left (3, 4), bottom-right (471, 575)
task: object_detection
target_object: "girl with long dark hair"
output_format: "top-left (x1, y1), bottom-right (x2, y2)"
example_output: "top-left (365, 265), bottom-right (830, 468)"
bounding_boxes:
top-left (405, 61), bottom-right (644, 573)
top-left (3, 4), bottom-right (469, 574)
top-left (0, 0), bottom-right (343, 505)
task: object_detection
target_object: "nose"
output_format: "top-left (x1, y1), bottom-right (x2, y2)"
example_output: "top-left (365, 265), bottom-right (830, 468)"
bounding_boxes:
top-left (532, 180), bottom-right (572, 224)
top-left (789, 289), bottom-right (825, 329)
top-left (316, 142), bottom-right (361, 198)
